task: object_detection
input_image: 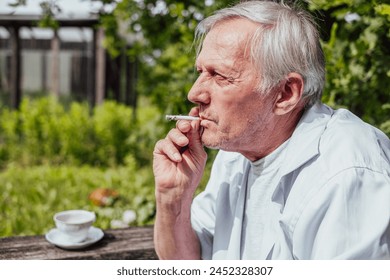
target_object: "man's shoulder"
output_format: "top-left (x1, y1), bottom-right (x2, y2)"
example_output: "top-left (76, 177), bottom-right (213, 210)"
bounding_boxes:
top-left (318, 107), bottom-right (390, 171)
top-left (322, 107), bottom-right (389, 149)
top-left (326, 108), bottom-right (386, 139)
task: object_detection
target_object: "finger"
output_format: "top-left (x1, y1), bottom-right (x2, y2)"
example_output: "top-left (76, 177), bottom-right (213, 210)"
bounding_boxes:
top-left (167, 128), bottom-right (189, 148)
top-left (176, 119), bottom-right (192, 133)
top-left (189, 107), bottom-right (200, 117)
top-left (154, 138), bottom-right (182, 162)
top-left (174, 107), bottom-right (200, 132)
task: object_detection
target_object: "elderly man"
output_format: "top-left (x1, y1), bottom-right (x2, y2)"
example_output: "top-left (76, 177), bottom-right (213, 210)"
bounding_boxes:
top-left (153, 1), bottom-right (390, 259)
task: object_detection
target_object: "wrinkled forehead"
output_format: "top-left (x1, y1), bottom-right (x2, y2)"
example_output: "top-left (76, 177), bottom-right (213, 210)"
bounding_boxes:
top-left (196, 18), bottom-right (259, 66)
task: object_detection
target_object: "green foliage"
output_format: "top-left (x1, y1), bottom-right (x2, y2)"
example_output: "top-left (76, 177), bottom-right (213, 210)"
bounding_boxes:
top-left (0, 96), bottom-right (162, 237)
top-left (100, 12), bottom-right (125, 58)
top-left (37, 0), bottom-right (61, 29)
top-left (139, 42), bottom-right (197, 115)
top-left (0, 162), bottom-right (155, 237)
top-left (0, 96), bottom-right (213, 237)
top-left (0, 97), bottom-right (161, 168)
top-left (308, 0), bottom-right (390, 135)
top-left (0, 95), bottom-right (214, 237)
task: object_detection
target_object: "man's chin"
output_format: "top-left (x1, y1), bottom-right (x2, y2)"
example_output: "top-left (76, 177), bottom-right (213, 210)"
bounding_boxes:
top-left (201, 134), bottom-right (222, 150)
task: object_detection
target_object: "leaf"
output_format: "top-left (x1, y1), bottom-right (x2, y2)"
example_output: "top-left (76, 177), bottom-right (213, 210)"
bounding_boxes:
top-left (375, 4), bottom-right (390, 19)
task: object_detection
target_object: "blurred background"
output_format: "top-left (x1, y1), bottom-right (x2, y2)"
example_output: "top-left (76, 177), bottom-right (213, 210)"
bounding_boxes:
top-left (0, 0), bottom-right (389, 237)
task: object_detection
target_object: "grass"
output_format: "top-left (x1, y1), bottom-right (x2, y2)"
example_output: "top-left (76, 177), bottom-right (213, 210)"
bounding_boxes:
top-left (0, 161), bottom-right (155, 237)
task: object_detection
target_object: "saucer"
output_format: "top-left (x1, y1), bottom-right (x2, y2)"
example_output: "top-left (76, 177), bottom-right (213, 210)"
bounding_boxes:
top-left (45, 226), bottom-right (104, 250)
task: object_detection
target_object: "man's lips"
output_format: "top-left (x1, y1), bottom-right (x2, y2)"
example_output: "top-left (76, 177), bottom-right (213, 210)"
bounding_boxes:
top-left (199, 113), bottom-right (213, 122)
top-left (199, 118), bottom-right (216, 128)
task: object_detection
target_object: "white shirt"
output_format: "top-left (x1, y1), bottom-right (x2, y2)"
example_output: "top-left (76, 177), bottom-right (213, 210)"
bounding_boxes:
top-left (191, 103), bottom-right (390, 259)
top-left (241, 139), bottom-right (289, 259)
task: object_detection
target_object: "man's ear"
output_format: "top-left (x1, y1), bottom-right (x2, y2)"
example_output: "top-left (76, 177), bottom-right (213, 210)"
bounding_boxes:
top-left (274, 72), bottom-right (304, 115)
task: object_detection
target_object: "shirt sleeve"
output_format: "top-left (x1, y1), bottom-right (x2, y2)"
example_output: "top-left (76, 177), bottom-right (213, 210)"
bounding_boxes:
top-left (191, 151), bottom-right (235, 260)
top-left (191, 190), bottom-right (215, 260)
top-left (292, 167), bottom-right (390, 259)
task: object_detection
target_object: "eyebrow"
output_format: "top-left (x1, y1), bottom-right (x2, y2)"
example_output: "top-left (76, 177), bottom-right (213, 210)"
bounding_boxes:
top-left (196, 59), bottom-right (241, 76)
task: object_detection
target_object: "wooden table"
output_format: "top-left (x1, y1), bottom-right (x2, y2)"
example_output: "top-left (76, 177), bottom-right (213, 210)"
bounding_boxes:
top-left (0, 226), bottom-right (157, 260)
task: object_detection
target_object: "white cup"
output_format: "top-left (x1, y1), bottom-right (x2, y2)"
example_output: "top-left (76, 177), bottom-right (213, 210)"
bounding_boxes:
top-left (54, 210), bottom-right (96, 243)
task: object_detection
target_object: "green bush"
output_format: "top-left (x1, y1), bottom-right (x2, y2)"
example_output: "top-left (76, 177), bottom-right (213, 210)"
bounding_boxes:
top-left (0, 96), bottom-right (164, 237)
top-left (309, 0), bottom-right (390, 136)
top-left (0, 97), bottom-right (162, 168)
top-left (0, 162), bottom-right (155, 237)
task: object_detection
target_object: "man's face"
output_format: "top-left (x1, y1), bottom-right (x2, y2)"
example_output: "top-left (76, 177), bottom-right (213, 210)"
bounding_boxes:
top-left (188, 19), bottom-right (276, 156)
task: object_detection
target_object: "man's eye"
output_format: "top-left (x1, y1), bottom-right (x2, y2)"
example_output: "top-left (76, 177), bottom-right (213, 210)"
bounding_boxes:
top-left (211, 71), bottom-right (224, 78)
top-left (214, 72), bottom-right (234, 83)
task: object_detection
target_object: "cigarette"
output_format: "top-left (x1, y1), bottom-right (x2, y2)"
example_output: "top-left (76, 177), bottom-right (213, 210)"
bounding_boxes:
top-left (165, 115), bottom-right (200, 121)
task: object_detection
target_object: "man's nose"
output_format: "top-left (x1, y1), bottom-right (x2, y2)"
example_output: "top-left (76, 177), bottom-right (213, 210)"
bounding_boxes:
top-left (187, 76), bottom-right (210, 104)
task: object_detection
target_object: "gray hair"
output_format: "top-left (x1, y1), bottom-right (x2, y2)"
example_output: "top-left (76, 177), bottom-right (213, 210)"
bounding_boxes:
top-left (195, 0), bottom-right (325, 107)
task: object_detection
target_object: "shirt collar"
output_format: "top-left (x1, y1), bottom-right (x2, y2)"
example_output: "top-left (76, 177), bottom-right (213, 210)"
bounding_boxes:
top-left (278, 103), bottom-right (333, 177)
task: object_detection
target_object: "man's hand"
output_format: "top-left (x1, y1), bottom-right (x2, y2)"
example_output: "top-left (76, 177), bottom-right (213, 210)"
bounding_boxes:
top-left (152, 108), bottom-right (206, 259)
top-left (153, 108), bottom-right (207, 207)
